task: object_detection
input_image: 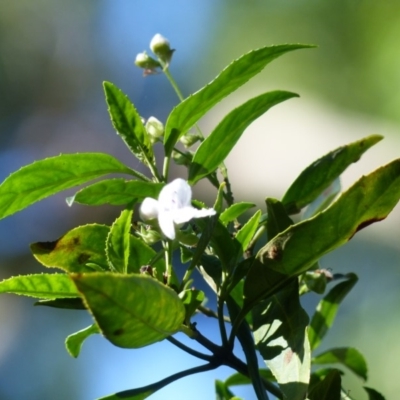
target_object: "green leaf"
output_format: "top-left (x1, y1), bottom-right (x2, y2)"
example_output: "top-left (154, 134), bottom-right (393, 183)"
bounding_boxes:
top-left (71, 273), bottom-right (185, 348)
top-left (195, 216), bottom-right (239, 274)
top-left (282, 135), bottom-right (383, 214)
top-left (313, 347), bottom-right (367, 380)
top-left (0, 273), bottom-right (78, 299)
top-left (35, 297), bottom-right (86, 309)
top-left (243, 257), bottom-right (290, 315)
top-left (103, 81), bottom-right (154, 166)
top-left (235, 210), bottom-right (261, 256)
top-left (179, 289), bottom-right (205, 324)
top-left (213, 182), bottom-right (226, 214)
top-left (309, 274), bottom-right (358, 351)
top-left (188, 91), bottom-right (298, 184)
top-left (364, 387), bottom-right (386, 400)
top-left (308, 369), bottom-right (342, 400)
top-left (252, 280), bottom-right (310, 400)
top-left (224, 369), bottom-right (275, 387)
top-left (303, 177), bottom-right (341, 219)
top-left (220, 202), bottom-right (255, 226)
top-left (0, 153), bottom-right (136, 220)
top-left (257, 159), bottom-right (400, 276)
top-left (65, 323), bottom-right (100, 358)
top-left (215, 380), bottom-right (237, 400)
top-left (266, 198), bottom-right (293, 239)
top-left (31, 224), bottom-right (110, 273)
top-left (127, 236), bottom-right (166, 283)
top-left (164, 43), bottom-right (314, 155)
top-left (67, 179), bottom-right (163, 206)
top-left (106, 207), bottom-right (133, 273)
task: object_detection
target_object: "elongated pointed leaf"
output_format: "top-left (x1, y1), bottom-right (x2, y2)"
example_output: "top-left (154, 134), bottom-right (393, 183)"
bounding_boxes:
top-left (106, 208), bottom-right (133, 273)
top-left (31, 224), bottom-right (110, 273)
top-left (65, 323), bottom-right (100, 358)
top-left (309, 274), bottom-right (358, 351)
top-left (364, 387), bottom-right (386, 400)
top-left (0, 153), bottom-right (136, 219)
top-left (164, 43), bottom-right (314, 155)
top-left (67, 179), bottom-right (163, 206)
top-left (0, 273), bottom-right (78, 298)
top-left (104, 82), bottom-right (154, 166)
top-left (303, 178), bottom-right (341, 219)
top-left (189, 91), bottom-right (298, 183)
top-left (313, 347), bottom-right (367, 380)
top-left (257, 159), bottom-right (400, 276)
top-left (220, 202), bottom-right (255, 225)
top-left (72, 273), bottom-right (185, 348)
top-left (253, 281), bottom-right (310, 400)
top-left (308, 369), bottom-right (342, 400)
top-left (282, 135), bottom-right (383, 214)
top-left (235, 210), bottom-right (261, 255)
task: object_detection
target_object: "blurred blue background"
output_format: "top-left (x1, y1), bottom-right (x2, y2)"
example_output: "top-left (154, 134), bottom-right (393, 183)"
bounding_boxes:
top-left (1, 1), bottom-right (400, 399)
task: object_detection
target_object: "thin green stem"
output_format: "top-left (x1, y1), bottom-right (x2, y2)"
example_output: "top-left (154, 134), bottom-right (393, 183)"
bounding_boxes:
top-left (163, 67), bottom-right (185, 102)
top-left (198, 305), bottom-right (231, 323)
top-left (217, 296), bottom-right (229, 347)
top-left (163, 240), bottom-right (173, 285)
top-left (162, 155), bottom-right (170, 181)
top-left (167, 336), bottom-right (213, 362)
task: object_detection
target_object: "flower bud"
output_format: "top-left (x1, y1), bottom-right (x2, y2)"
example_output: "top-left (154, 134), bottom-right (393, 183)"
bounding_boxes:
top-left (172, 150), bottom-right (193, 166)
top-left (179, 132), bottom-right (202, 148)
top-left (134, 51), bottom-right (161, 74)
top-left (145, 116), bottom-right (164, 143)
top-left (150, 34), bottom-right (174, 66)
top-left (140, 226), bottom-right (161, 245)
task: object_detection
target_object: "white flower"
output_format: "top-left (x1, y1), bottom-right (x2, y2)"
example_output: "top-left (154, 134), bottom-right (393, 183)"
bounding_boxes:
top-left (139, 178), bottom-right (216, 240)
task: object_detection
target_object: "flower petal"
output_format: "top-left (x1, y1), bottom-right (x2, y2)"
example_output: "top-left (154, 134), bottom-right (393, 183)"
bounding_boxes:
top-left (139, 197), bottom-right (159, 221)
top-left (158, 211), bottom-right (176, 240)
top-left (173, 206), bottom-right (216, 225)
top-left (158, 178), bottom-right (192, 211)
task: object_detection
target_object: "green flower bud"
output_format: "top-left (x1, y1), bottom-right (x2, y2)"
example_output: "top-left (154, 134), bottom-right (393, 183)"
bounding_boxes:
top-left (145, 116), bottom-right (164, 143)
top-left (179, 132), bottom-right (202, 148)
top-left (150, 33), bottom-right (174, 66)
top-left (139, 225), bottom-right (161, 245)
top-left (172, 150), bottom-right (193, 166)
top-left (134, 51), bottom-right (161, 74)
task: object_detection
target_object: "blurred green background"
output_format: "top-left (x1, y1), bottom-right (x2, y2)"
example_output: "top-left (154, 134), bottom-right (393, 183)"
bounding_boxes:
top-left (1, 1), bottom-right (399, 399)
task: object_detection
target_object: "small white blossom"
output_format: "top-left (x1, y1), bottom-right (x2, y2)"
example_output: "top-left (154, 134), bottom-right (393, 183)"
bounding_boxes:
top-left (139, 178), bottom-right (216, 240)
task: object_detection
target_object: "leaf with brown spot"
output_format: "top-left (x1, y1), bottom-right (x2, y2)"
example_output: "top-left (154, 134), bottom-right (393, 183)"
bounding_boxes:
top-left (31, 224), bottom-right (110, 273)
top-left (71, 273), bottom-right (185, 349)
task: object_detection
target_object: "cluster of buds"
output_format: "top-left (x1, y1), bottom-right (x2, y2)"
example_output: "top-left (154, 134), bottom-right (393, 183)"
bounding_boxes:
top-left (135, 34), bottom-right (174, 75)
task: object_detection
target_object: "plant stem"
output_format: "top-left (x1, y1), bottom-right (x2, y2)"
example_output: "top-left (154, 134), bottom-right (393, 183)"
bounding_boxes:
top-left (167, 336), bottom-right (213, 362)
top-left (163, 67), bottom-right (185, 102)
top-left (163, 240), bottom-right (173, 285)
top-left (109, 363), bottom-right (218, 399)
